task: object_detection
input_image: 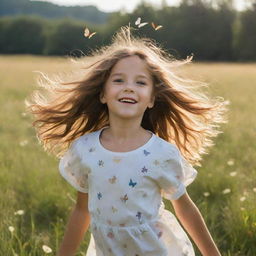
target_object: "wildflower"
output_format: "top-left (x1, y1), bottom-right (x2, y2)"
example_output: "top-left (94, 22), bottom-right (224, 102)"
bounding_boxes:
top-left (42, 245), bottom-right (52, 254)
top-left (229, 171), bottom-right (237, 177)
top-left (8, 226), bottom-right (15, 233)
top-left (222, 188), bottom-right (231, 194)
top-left (19, 140), bottom-right (28, 147)
top-left (203, 192), bottom-right (210, 197)
top-left (240, 196), bottom-right (246, 202)
top-left (227, 159), bottom-right (234, 166)
top-left (14, 210), bottom-right (25, 215)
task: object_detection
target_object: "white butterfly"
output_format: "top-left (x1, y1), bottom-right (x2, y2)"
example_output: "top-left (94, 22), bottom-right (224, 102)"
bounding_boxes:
top-left (135, 17), bottom-right (148, 28)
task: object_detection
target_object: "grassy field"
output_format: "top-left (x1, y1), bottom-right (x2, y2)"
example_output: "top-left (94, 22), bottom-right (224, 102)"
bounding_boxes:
top-left (0, 55), bottom-right (255, 256)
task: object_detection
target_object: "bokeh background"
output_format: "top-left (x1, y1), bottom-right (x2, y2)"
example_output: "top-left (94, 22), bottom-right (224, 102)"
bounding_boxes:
top-left (0, 0), bottom-right (256, 255)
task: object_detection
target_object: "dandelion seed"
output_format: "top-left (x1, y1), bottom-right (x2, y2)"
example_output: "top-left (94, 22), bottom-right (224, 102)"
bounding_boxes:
top-left (21, 112), bottom-right (27, 117)
top-left (229, 171), bottom-right (237, 177)
top-left (14, 210), bottom-right (25, 215)
top-left (42, 245), bottom-right (52, 254)
top-left (227, 159), bottom-right (234, 166)
top-left (19, 140), bottom-right (28, 147)
top-left (8, 226), bottom-right (15, 233)
top-left (253, 188), bottom-right (256, 193)
top-left (240, 207), bottom-right (245, 211)
top-left (222, 188), bottom-right (231, 194)
top-left (203, 192), bottom-right (210, 197)
top-left (240, 196), bottom-right (246, 202)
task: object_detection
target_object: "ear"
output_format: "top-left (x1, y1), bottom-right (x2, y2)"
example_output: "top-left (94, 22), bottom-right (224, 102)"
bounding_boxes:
top-left (100, 91), bottom-right (106, 104)
top-left (147, 95), bottom-right (155, 109)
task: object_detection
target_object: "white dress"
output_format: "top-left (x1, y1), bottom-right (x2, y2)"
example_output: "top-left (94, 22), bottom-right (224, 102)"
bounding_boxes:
top-left (59, 128), bottom-right (197, 256)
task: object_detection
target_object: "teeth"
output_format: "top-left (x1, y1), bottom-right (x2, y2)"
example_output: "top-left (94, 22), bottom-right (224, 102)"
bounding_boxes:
top-left (119, 98), bottom-right (136, 103)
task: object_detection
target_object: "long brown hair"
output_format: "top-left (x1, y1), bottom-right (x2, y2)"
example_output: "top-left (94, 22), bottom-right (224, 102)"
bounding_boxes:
top-left (25, 26), bottom-right (228, 165)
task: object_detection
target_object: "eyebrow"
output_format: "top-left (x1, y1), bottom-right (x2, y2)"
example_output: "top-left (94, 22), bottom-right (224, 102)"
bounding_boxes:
top-left (111, 73), bottom-right (149, 79)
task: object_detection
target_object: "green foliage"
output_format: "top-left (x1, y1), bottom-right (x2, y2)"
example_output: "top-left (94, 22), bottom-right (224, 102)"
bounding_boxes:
top-left (0, 0), bottom-right (109, 24)
top-left (0, 1), bottom-right (255, 60)
top-left (234, 8), bottom-right (256, 60)
top-left (0, 16), bottom-right (45, 54)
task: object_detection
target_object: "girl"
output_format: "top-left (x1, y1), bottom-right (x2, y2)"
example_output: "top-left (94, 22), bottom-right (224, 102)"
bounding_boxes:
top-left (26, 27), bottom-right (228, 256)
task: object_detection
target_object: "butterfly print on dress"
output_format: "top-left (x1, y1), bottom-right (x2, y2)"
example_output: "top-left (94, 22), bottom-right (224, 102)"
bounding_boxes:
top-left (141, 166), bottom-right (148, 173)
top-left (143, 149), bottom-right (150, 156)
top-left (129, 179), bottom-right (137, 187)
top-left (98, 160), bottom-right (104, 167)
top-left (97, 192), bottom-right (102, 200)
top-left (120, 194), bottom-right (128, 203)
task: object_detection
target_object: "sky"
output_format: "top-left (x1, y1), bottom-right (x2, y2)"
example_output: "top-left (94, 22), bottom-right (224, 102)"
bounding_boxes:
top-left (33, 0), bottom-right (250, 12)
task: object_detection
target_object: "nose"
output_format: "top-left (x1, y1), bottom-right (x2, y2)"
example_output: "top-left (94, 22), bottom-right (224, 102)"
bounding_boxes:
top-left (123, 81), bottom-right (134, 92)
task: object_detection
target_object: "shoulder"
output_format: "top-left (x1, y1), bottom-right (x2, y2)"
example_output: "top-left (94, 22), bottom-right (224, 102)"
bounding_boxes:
top-left (152, 135), bottom-right (180, 158)
top-left (71, 130), bottom-right (99, 156)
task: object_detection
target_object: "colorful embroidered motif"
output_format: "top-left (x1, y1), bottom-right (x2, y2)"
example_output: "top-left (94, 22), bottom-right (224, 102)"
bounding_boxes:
top-left (143, 149), bottom-right (150, 156)
top-left (136, 211), bottom-right (142, 222)
top-left (89, 147), bottom-right (96, 152)
top-left (109, 175), bottom-right (117, 184)
top-left (111, 206), bottom-right (118, 213)
top-left (120, 194), bottom-right (128, 203)
top-left (141, 166), bottom-right (148, 173)
top-left (113, 157), bottom-right (122, 163)
top-left (97, 192), bottom-right (102, 200)
top-left (129, 179), bottom-right (137, 187)
top-left (98, 160), bottom-right (104, 167)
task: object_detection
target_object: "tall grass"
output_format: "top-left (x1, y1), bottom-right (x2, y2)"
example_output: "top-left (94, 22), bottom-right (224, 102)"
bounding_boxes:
top-left (0, 55), bottom-right (255, 255)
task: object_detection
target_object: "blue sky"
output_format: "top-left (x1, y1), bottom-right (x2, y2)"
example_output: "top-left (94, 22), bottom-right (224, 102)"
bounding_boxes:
top-left (33, 0), bottom-right (250, 12)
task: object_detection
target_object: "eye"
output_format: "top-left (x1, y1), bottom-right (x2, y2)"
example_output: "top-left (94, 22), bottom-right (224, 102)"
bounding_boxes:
top-left (113, 79), bottom-right (123, 83)
top-left (137, 81), bottom-right (146, 85)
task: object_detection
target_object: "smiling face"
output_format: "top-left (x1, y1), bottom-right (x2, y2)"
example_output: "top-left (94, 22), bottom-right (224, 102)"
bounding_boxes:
top-left (100, 55), bottom-right (155, 122)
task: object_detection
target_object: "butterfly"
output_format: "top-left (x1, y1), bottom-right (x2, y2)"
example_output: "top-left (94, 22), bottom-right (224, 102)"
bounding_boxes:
top-left (151, 22), bottom-right (163, 31)
top-left (129, 179), bottom-right (137, 187)
top-left (97, 192), bottom-right (102, 200)
top-left (143, 150), bottom-right (150, 156)
top-left (153, 160), bottom-right (160, 166)
top-left (84, 27), bottom-right (96, 39)
top-left (135, 17), bottom-right (148, 28)
top-left (107, 231), bottom-right (114, 239)
top-left (109, 175), bottom-right (117, 184)
top-left (113, 157), bottom-right (121, 163)
top-left (111, 206), bottom-right (118, 213)
top-left (89, 147), bottom-right (95, 152)
top-left (141, 166), bottom-right (148, 173)
top-left (120, 194), bottom-right (128, 203)
top-left (136, 211), bottom-right (142, 220)
top-left (98, 160), bottom-right (104, 167)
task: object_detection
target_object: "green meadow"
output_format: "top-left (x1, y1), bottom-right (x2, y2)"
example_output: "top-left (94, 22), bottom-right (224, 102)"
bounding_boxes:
top-left (0, 55), bottom-right (255, 256)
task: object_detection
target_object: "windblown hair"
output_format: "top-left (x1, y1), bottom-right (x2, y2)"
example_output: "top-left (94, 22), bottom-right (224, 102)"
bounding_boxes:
top-left (26, 26), bottom-right (228, 166)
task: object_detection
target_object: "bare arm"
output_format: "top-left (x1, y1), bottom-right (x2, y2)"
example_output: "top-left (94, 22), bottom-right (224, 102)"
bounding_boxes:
top-left (58, 192), bottom-right (90, 256)
top-left (171, 192), bottom-right (221, 256)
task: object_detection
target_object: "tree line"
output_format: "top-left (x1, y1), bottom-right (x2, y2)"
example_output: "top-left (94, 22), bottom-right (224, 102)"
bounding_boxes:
top-left (0, 1), bottom-right (255, 61)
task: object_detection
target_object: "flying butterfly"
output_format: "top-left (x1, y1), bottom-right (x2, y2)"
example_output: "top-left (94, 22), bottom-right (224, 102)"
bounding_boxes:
top-left (84, 27), bottom-right (96, 39)
top-left (135, 17), bottom-right (148, 28)
top-left (151, 22), bottom-right (163, 31)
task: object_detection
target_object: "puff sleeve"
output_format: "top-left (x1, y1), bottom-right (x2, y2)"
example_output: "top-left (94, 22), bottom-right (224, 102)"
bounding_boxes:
top-left (155, 145), bottom-right (197, 200)
top-left (59, 139), bottom-right (89, 193)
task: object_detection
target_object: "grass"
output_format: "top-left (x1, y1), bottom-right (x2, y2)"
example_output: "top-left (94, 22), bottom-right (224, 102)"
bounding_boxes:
top-left (0, 55), bottom-right (255, 255)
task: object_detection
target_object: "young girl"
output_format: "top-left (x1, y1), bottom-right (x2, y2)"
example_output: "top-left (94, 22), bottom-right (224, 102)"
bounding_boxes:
top-left (26, 27), bottom-right (228, 256)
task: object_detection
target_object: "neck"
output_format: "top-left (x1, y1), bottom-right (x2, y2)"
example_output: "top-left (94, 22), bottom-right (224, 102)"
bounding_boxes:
top-left (104, 117), bottom-right (146, 142)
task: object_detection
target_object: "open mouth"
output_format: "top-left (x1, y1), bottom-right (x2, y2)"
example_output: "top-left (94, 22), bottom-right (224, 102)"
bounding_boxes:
top-left (118, 98), bottom-right (137, 104)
